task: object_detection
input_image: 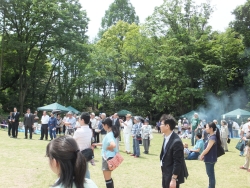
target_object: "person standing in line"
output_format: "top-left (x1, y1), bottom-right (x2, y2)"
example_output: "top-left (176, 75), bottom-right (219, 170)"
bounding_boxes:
top-left (97, 113), bottom-right (107, 142)
top-left (131, 116), bottom-right (141, 158)
top-left (92, 118), bottom-right (119, 188)
top-left (11, 107), bottom-right (20, 138)
top-left (200, 122), bottom-right (221, 188)
top-left (227, 118), bottom-right (234, 138)
top-left (64, 111), bottom-right (76, 135)
top-left (73, 112), bottom-right (93, 179)
top-left (220, 120), bottom-right (229, 152)
top-left (7, 112), bottom-right (13, 137)
top-left (23, 108), bottom-right (34, 139)
top-left (48, 113), bottom-right (57, 141)
top-left (141, 119), bottom-right (151, 154)
top-left (33, 111), bottom-right (39, 133)
top-left (56, 114), bottom-right (62, 135)
top-left (190, 113), bottom-right (200, 146)
top-left (121, 114), bottom-right (133, 154)
top-left (90, 113), bottom-right (98, 143)
top-left (112, 113), bottom-right (121, 149)
top-left (160, 114), bottom-right (188, 188)
top-left (62, 114), bottom-right (68, 135)
top-left (40, 111), bottom-right (50, 140)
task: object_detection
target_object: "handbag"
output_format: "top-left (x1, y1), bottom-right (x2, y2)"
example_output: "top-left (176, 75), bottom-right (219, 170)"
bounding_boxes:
top-left (81, 148), bottom-right (94, 161)
top-left (217, 144), bottom-right (225, 157)
top-left (107, 153), bottom-right (124, 171)
top-left (227, 138), bottom-right (231, 144)
top-left (136, 134), bottom-right (142, 140)
top-left (235, 139), bottom-right (244, 151)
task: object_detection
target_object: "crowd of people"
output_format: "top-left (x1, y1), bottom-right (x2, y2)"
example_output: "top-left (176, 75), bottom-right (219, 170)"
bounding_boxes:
top-left (3, 107), bottom-right (250, 188)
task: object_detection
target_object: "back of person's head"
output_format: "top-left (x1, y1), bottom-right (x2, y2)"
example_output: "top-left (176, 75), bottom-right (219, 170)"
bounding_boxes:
top-left (80, 112), bottom-right (90, 124)
top-left (102, 118), bottom-right (119, 138)
top-left (207, 122), bottom-right (221, 146)
top-left (160, 114), bottom-right (176, 130)
top-left (196, 133), bottom-right (202, 139)
top-left (46, 136), bottom-right (86, 188)
top-left (221, 120), bottom-right (227, 126)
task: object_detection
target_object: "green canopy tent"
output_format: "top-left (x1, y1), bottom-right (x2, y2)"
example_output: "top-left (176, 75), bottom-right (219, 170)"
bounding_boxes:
top-left (67, 106), bottom-right (80, 114)
top-left (117, 110), bottom-right (133, 117)
top-left (37, 102), bottom-right (70, 112)
top-left (180, 110), bottom-right (197, 120)
top-left (221, 108), bottom-right (250, 119)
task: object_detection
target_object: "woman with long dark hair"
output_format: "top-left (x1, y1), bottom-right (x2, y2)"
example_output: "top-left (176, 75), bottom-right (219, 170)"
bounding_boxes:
top-left (46, 136), bottom-right (97, 188)
top-left (92, 118), bottom-right (119, 188)
top-left (200, 122), bottom-right (221, 188)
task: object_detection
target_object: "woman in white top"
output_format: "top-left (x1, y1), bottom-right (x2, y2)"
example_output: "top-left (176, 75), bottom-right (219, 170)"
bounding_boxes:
top-left (46, 135), bottom-right (98, 188)
top-left (73, 112), bottom-right (93, 179)
top-left (121, 114), bottom-right (133, 154)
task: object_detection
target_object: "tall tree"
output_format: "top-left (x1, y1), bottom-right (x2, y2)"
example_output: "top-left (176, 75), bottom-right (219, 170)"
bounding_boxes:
top-left (231, 0), bottom-right (250, 47)
top-left (98, 0), bottom-right (139, 37)
top-left (0, 0), bottom-right (89, 114)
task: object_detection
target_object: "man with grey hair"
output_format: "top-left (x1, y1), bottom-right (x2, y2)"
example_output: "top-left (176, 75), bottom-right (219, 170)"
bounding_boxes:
top-left (97, 113), bottom-right (107, 142)
top-left (190, 113), bottom-right (199, 146)
top-left (64, 111), bottom-right (76, 135)
top-left (90, 112), bottom-right (98, 143)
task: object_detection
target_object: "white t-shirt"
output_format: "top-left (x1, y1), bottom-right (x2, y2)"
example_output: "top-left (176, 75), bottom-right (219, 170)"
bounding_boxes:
top-left (41, 115), bottom-right (50, 124)
top-left (73, 125), bottom-right (92, 151)
top-left (242, 123), bottom-right (250, 134)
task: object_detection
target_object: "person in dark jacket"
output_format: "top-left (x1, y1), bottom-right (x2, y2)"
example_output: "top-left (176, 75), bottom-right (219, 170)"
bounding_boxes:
top-left (160, 114), bottom-right (188, 188)
top-left (23, 108), bottom-right (34, 139)
top-left (7, 112), bottom-right (13, 137)
top-left (48, 113), bottom-right (57, 141)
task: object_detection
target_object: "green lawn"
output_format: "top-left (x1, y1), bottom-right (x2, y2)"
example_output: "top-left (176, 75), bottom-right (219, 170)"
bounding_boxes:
top-left (0, 128), bottom-right (250, 188)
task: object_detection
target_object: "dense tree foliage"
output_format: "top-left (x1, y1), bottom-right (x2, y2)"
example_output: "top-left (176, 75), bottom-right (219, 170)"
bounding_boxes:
top-left (0, 0), bottom-right (250, 121)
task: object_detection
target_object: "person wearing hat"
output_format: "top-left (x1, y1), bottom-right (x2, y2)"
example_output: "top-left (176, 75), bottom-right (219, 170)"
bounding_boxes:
top-left (141, 119), bottom-right (152, 154)
top-left (120, 114), bottom-right (133, 154)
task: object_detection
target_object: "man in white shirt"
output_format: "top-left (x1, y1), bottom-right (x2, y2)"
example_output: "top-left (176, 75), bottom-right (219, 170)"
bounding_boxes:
top-left (121, 114), bottom-right (133, 154)
top-left (241, 118), bottom-right (250, 137)
top-left (40, 111), bottom-right (50, 140)
top-left (90, 113), bottom-right (98, 142)
top-left (73, 112), bottom-right (92, 179)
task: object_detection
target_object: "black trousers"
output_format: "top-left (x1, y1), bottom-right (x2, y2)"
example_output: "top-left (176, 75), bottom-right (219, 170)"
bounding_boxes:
top-left (8, 122), bottom-right (12, 136)
top-left (40, 124), bottom-right (48, 140)
top-left (25, 126), bottom-right (33, 139)
top-left (94, 131), bottom-right (100, 143)
top-left (12, 122), bottom-right (19, 138)
top-left (56, 127), bottom-right (61, 134)
top-left (63, 125), bottom-right (66, 134)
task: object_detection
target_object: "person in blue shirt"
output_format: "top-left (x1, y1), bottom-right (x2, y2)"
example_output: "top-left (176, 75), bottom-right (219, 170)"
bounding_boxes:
top-left (92, 118), bottom-right (119, 188)
top-left (48, 113), bottom-right (57, 141)
top-left (186, 133), bottom-right (204, 160)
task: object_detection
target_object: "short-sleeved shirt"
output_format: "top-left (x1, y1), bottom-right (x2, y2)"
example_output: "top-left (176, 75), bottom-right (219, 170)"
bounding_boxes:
top-left (204, 134), bottom-right (217, 163)
top-left (194, 139), bottom-right (204, 154)
top-left (191, 118), bottom-right (199, 130)
top-left (66, 117), bottom-right (76, 128)
top-left (101, 131), bottom-right (117, 159)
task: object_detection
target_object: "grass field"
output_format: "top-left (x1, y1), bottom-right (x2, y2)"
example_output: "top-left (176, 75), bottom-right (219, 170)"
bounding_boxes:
top-left (0, 128), bottom-right (250, 188)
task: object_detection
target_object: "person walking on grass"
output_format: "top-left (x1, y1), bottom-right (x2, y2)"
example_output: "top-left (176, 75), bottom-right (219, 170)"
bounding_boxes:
top-left (200, 122), bottom-right (221, 188)
top-left (46, 136), bottom-right (98, 188)
top-left (131, 116), bottom-right (142, 158)
top-left (92, 118), bottom-right (120, 188)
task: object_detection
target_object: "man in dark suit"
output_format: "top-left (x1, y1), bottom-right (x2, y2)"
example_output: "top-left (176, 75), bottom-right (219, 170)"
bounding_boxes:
top-left (12, 107), bottom-right (20, 138)
top-left (23, 108), bottom-right (34, 139)
top-left (160, 114), bottom-right (188, 188)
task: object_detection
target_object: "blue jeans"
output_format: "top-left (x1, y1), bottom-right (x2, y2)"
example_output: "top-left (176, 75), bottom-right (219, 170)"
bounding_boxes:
top-left (187, 152), bottom-right (200, 160)
top-left (85, 163), bottom-right (90, 179)
top-left (49, 127), bottom-right (56, 140)
top-left (205, 162), bottom-right (215, 188)
top-left (133, 139), bottom-right (140, 157)
top-left (228, 128), bottom-right (233, 138)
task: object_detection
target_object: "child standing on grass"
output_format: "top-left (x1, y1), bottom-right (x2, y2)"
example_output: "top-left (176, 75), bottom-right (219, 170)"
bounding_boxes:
top-left (240, 141), bottom-right (250, 172)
